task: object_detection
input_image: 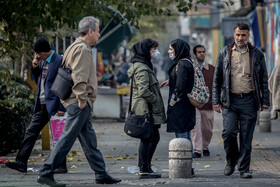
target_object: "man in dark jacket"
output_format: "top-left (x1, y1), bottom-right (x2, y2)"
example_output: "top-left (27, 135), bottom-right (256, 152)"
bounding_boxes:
top-left (5, 38), bottom-right (67, 173)
top-left (213, 23), bottom-right (270, 179)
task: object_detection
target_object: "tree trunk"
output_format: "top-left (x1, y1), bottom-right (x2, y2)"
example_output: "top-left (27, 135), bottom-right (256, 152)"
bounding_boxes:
top-left (20, 50), bottom-right (26, 80)
top-left (14, 61), bottom-right (21, 75)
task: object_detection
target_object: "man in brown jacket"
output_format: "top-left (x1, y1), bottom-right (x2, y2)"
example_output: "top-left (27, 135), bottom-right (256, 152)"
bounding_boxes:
top-left (38, 16), bottom-right (121, 187)
top-left (191, 44), bottom-right (215, 158)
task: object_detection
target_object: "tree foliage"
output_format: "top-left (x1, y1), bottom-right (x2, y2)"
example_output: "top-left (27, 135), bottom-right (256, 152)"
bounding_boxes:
top-left (0, 0), bottom-right (234, 75)
top-left (0, 67), bottom-right (34, 155)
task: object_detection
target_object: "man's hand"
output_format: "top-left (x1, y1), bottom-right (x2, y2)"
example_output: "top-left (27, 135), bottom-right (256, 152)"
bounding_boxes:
top-left (213, 104), bottom-right (222, 113)
top-left (57, 111), bottom-right (65, 116)
top-left (261, 105), bottom-right (269, 111)
top-left (160, 80), bottom-right (169, 89)
top-left (32, 54), bottom-right (41, 68)
top-left (78, 101), bottom-right (87, 109)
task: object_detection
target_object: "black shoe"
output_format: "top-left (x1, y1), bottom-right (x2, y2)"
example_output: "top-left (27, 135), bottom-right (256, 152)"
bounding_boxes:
top-left (139, 171), bottom-right (161, 179)
top-left (203, 150), bottom-right (210, 156)
top-left (139, 166), bottom-right (161, 179)
top-left (224, 165), bottom-right (235, 176)
top-left (5, 161), bottom-right (27, 173)
top-left (192, 168), bottom-right (195, 177)
top-left (96, 175), bottom-right (121, 184)
top-left (240, 171), bottom-right (253, 179)
top-left (54, 166), bottom-right (68, 174)
top-left (193, 152), bottom-right (201, 158)
top-left (37, 176), bottom-right (66, 187)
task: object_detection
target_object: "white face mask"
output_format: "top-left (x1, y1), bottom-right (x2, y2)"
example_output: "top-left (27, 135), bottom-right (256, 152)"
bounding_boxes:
top-left (169, 53), bottom-right (175, 60)
top-left (151, 49), bottom-right (161, 60)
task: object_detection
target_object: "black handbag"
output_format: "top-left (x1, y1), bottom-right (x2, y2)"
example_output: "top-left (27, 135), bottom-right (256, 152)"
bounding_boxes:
top-left (51, 46), bottom-right (74, 100)
top-left (124, 73), bottom-right (153, 139)
top-left (51, 66), bottom-right (73, 100)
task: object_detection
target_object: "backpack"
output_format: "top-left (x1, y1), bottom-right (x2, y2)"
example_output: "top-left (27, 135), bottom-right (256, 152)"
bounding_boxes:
top-left (185, 59), bottom-right (210, 108)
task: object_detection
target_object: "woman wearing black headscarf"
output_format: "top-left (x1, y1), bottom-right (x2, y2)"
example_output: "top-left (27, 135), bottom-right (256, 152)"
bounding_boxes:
top-left (127, 38), bottom-right (166, 179)
top-left (160, 38), bottom-right (195, 140)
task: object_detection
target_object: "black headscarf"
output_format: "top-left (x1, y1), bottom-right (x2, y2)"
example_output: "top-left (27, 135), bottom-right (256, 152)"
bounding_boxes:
top-left (130, 38), bottom-right (157, 70)
top-left (170, 38), bottom-right (191, 63)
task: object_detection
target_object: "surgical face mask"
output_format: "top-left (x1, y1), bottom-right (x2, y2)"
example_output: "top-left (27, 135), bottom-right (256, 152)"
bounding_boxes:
top-left (151, 49), bottom-right (161, 60)
top-left (169, 53), bottom-right (175, 60)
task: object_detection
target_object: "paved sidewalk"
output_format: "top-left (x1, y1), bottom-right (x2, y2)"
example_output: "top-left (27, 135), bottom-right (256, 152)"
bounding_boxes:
top-left (0, 112), bottom-right (280, 187)
top-left (1, 66), bottom-right (280, 186)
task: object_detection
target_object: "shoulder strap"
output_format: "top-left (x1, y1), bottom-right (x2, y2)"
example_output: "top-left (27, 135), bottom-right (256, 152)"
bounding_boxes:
top-left (128, 65), bottom-right (152, 113)
top-left (128, 73), bottom-right (134, 112)
top-left (62, 42), bottom-right (81, 67)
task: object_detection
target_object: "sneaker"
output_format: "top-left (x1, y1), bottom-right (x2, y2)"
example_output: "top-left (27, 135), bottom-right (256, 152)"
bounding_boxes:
top-left (203, 150), bottom-right (210, 156)
top-left (193, 152), bottom-right (201, 158)
top-left (240, 171), bottom-right (253, 179)
top-left (139, 166), bottom-right (161, 179)
top-left (224, 164), bottom-right (235, 176)
top-left (5, 161), bottom-right (27, 173)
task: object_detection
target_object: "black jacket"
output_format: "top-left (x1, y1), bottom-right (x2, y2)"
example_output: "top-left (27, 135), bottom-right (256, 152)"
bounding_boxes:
top-left (167, 38), bottom-right (195, 132)
top-left (212, 42), bottom-right (270, 110)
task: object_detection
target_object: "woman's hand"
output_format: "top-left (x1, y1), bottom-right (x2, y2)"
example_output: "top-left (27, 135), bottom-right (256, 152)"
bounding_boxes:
top-left (160, 79), bottom-right (169, 88)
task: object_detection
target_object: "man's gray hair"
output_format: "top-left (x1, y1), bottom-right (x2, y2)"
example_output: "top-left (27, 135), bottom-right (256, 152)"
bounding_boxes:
top-left (78, 16), bottom-right (100, 36)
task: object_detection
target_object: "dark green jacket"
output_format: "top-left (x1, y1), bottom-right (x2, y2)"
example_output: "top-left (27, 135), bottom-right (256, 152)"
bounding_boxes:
top-left (127, 62), bottom-right (166, 125)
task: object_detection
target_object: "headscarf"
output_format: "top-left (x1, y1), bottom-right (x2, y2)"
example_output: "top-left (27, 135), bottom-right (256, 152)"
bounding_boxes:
top-left (170, 38), bottom-right (191, 63)
top-left (130, 38), bottom-right (157, 70)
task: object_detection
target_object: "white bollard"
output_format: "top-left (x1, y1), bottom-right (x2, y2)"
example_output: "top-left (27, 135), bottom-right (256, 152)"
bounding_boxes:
top-left (169, 138), bottom-right (192, 179)
top-left (259, 110), bottom-right (271, 132)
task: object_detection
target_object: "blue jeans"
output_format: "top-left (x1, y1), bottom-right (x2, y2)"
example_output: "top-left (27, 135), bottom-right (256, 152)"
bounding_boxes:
top-left (175, 131), bottom-right (193, 160)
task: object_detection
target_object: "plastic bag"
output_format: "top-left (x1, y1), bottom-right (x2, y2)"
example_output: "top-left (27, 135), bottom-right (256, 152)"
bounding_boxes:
top-left (50, 113), bottom-right (67, 146)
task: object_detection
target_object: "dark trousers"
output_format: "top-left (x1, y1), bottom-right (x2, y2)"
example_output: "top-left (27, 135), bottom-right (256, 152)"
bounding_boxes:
top-left (138, 125), bottom-right (160, 168)
top-left (222, 95), bottom-right (257, 173)
top-left (40, 103), bottom-right (107, 180)
top-left (16, 104), bottom-right (50, 165)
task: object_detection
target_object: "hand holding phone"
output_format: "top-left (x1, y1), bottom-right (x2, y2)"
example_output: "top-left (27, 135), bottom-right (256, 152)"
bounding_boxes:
top-left (32, 55), bottom-right (41, 68)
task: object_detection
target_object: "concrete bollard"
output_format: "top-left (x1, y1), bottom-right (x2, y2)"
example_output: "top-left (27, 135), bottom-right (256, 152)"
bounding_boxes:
top-left (169, 138), bottom-right (192, 179)
top-left (259, 110), bottom-right (271, 132)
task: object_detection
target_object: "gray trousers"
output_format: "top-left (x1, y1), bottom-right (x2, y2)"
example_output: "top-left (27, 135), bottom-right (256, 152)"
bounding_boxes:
top-left (222, 95), bottom-right (257, 173)
top-left (40, 103), bottom-right (107, 179)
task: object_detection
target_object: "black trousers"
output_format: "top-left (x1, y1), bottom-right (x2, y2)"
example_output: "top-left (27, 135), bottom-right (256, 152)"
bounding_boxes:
top-left (138, 125), bottom-right (160, 168)
top-left (222, 95), bottom-right (257, 173)
top-left (16, 104), bottom-right (50, 164)
top-left (16, 104), bottom-right (66, 168)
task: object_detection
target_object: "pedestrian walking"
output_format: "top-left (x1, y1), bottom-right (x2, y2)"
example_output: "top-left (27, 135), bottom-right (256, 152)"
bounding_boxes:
top-left (5, 38), bottom-right (67, 174)
top-left (127, 38), bottom-right (166, 179)
top-left (213, 22), bottom-right (270, 179)
top-left (191, 44), bottom-right (215, 158)
top-left (37, 16), bottom-right (121, 187)
top-left (160, 38), bottom-right (195, 151)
